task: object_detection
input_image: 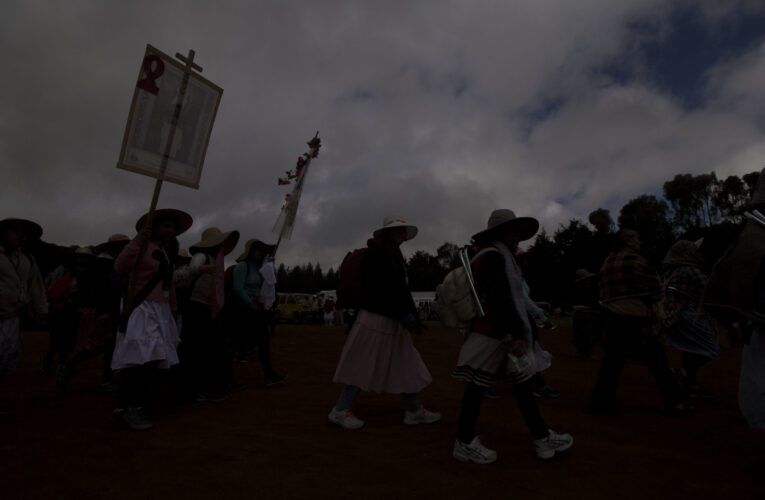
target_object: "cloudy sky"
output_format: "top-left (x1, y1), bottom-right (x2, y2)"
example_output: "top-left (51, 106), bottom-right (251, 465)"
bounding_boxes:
top-left (2, 0), bottom-right (764, 270)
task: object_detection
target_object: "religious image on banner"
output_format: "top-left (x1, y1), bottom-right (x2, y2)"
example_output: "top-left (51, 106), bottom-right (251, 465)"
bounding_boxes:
top-left (117, 45), bottom-right (223, 189)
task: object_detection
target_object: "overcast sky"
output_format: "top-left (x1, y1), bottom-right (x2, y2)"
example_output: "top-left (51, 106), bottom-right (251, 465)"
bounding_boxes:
top-left (2, 0), bottom-right (764, 270)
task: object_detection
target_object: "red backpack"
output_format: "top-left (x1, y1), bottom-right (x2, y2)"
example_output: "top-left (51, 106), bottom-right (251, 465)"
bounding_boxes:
top-left (336, 248), bottom-right (367, 310)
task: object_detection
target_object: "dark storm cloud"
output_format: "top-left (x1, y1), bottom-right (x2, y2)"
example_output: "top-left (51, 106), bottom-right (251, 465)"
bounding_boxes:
top-left (2, 0), bottom-right (764, 271)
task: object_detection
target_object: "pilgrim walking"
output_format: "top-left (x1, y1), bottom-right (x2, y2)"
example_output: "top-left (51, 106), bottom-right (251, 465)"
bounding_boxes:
top-left (329, 215), bottom-right (440, 430)
top-left (452, 210), bottom-right (572, 463)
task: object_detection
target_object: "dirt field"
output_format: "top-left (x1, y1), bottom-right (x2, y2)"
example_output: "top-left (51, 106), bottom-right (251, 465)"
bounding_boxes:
top-left (1, 321), bottom-right (763, 499)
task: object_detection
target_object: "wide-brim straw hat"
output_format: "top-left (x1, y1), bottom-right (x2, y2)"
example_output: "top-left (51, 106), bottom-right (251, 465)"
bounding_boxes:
top-left (0, 218), bottom-right (43, 241)
top-left (135, 208), bottom-right (193, 236)
top-left (94, 233), bottom-right (130, 254)
top-left (574, 268), bottom-right (596, 283)
top-left (190, 227), bottom-right (240, 256)
top-left (472, 209), bottom-right (539, 242)
top-left (373, 215), bottom-right (418, 241)
top-left (236, 238), bottom-right (276, 262)
top-left (74, 246), bottom-right (95, 258)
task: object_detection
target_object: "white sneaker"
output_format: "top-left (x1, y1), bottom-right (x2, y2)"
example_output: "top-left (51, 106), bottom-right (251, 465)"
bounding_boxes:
top-left (328, 408), bottom-right (365, 430)
top-left (452, 436), bottom-right (497, 464)
top-left (404, 407), bottom-right (442, 425)
top-left (534, 429), bottom-right (573, 459)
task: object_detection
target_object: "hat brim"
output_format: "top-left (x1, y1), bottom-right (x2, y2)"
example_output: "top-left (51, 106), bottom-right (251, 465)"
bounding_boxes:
top-left (236, 239), bottom-right (276, 262)
top-left (0, 218), bottom-right (43, 241)
top-left (373, 224), bottom-right (418, 241)
top-left (471, 217), bottom-right (539, 243)
top-left (135, 209), bottom-right (193, 236)
top-left (190, 230), bottom-right (241, 256)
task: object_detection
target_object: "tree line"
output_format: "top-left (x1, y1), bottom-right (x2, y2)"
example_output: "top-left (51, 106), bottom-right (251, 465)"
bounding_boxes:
top-left (275, 169), bottom-right (760, 308)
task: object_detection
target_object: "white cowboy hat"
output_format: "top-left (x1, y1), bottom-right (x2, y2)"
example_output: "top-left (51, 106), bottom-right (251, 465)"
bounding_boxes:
top-left (471, 209), bottom-right (539, 242)
top-left (373, 215), bottom-right (418, 241)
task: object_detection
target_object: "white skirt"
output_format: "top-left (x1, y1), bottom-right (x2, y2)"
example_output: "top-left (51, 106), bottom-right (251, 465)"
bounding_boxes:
top-left (111, 301), bottom-right (180, 370)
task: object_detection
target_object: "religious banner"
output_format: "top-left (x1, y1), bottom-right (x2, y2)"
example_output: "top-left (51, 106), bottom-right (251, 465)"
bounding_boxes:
top-left (117, 44), bottom-right (223, 189)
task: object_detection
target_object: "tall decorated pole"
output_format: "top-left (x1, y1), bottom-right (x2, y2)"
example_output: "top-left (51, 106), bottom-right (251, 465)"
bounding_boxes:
top-left (271, 132), bottom-right (322, 255)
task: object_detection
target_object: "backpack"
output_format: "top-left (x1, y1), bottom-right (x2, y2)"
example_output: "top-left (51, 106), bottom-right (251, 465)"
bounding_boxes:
top-left (336, 248), bottom-right (367, 310)
top-left (433, 247), bottom-right (499, 329)
top-left (47, 272), bottom-right (74, 308)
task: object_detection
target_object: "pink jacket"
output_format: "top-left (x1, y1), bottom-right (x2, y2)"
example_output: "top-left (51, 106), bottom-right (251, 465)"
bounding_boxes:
top-left (115, 238), bottom-right (177, 311)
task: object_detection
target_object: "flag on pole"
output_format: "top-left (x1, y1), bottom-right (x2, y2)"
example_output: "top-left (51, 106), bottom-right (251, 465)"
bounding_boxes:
top-left (272, 132), bottom-right (321, 241)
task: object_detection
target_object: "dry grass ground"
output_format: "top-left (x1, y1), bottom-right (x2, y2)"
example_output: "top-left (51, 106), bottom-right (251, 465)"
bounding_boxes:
top-left (1, 321), bottom-right (763, 499)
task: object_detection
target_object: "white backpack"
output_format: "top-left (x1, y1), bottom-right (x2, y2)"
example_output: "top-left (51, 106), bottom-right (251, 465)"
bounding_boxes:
top-left (434, 247), bottom-right (499, 329)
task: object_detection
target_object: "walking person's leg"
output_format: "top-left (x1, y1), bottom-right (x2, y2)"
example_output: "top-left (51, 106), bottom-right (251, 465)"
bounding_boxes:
top-left (590, 312), bottom-right (630, 413)
top-left (638, 336), bottom-right (691, 415)
top-left (328, 385), bottom-right (364, 429)
top-left (251, 309), bottom-right (284, 386)
top-left (453, 383), bottom-right (496, 464)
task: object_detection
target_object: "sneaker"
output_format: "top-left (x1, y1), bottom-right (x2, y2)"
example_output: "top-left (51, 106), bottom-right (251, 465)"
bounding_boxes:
top-left (533, 385), bottom-right (561, 398)
top-left (112, 407), bottom-right (127, 422)
top-left (484, 387), bottom-right (500, 399)
top-left (122, 407), bottom-right (153, 431)
top-left (99, 381), bottom-right (119, 394)
top-left (534, 429), bottom-right (573, 460)
top-left (122, 408), bottom-right (153, 431)
top-left (404, 407), bottom-right (442, 425)
top-left (328, 408), bottom-right (365, 429)
top-left (452, 436), bottom-right (497, 464)
top-left (265, 374), bottom-right (287, 387)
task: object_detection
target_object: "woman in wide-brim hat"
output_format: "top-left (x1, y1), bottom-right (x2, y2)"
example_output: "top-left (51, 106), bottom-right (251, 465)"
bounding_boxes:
top-left (181, 227), bottom-right (240, 400)
top-left (230, 237), bottom-right (285, 387)
top-left (328, 215), bottom-right (440, 430)
top-left (452, 209), bottom-right (572, 464)
top-left (110, 208), bottom-right (193, 430)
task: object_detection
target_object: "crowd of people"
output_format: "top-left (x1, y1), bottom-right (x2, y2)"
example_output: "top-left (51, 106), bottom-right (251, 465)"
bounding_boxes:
top-left (0, 167), bottom-right (762, 463)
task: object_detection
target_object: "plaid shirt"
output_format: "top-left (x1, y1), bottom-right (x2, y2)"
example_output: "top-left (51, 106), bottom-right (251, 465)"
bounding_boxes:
top-left (599, 248), bottom-right (663, 304)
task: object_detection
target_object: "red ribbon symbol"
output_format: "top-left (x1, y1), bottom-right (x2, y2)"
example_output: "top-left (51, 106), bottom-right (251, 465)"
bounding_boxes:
top-left (136, 54), bottom-right (164, 95)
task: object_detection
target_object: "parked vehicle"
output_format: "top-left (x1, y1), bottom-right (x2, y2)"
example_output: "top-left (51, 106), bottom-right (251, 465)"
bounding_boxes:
top-left (275, 293), bottom-right (321, 324)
